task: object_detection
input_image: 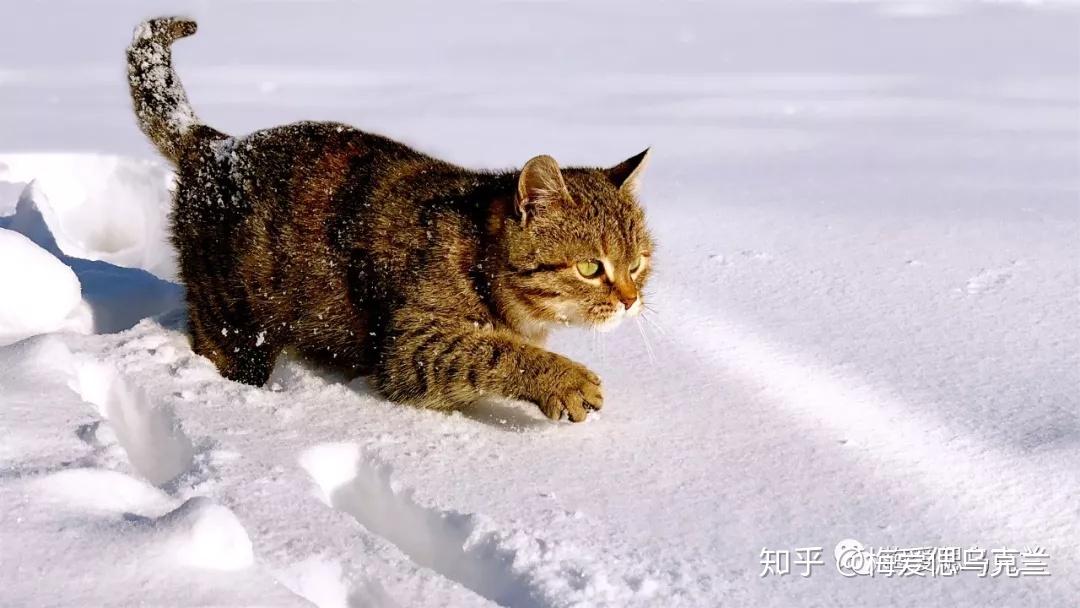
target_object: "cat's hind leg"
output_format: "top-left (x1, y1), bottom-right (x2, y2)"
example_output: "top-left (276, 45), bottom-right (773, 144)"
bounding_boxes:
top-left (185, 288), bottom-right (282, 387)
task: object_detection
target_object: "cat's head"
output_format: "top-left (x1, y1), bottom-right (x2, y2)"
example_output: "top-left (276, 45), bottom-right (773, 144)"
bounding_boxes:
top-left (495, 150), bottom-right (654, 335)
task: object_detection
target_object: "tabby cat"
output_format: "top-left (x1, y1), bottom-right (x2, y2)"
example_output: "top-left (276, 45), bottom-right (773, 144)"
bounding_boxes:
top-left (128, 17), bottom-right (654, 422)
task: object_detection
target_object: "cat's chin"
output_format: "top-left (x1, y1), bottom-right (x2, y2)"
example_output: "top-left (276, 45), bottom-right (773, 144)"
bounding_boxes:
top-left (590, 299), bottom-right (644, 333)
top-left (593, 308), bottom-right (626, 333)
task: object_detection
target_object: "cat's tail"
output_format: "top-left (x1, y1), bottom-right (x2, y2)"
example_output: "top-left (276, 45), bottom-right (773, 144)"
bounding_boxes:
top-left (127, 17), bottom-right (204, 164)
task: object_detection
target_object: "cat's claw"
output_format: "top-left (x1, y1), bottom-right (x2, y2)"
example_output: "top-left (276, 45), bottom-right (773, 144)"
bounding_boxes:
top-left (539, 365), bottom-right (603, 422)
top-left (541, 395), bottom-right (588, 422)
top-left (584, 372), bottom-right (603, 410)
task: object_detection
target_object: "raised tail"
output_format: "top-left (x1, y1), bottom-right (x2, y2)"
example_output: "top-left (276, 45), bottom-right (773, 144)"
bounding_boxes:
top-left (127, 17), bottom-right (202, 164)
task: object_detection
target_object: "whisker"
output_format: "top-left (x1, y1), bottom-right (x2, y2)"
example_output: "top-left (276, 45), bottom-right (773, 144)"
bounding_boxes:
top-left (635, 317), bottom-right (657, 363)
top-left (640, 310), bottom-right (668, 337)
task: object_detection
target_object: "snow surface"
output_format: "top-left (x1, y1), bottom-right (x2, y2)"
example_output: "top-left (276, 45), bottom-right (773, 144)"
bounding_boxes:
top-left (1, 1), bottom-right (1078, 606)
top-left (0, 228), bottom-right (90, 345)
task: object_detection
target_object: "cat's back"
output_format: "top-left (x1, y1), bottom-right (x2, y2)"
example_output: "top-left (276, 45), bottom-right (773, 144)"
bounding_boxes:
top-left (202, 120), bottom-right (429, 196)
top-left (174, 120), bottom-right (449, 245)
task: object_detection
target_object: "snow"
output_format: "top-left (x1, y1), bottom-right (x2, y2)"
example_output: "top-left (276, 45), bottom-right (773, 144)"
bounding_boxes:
top-left (0, 154), bottom-right (177, 280)
top-left (1, 1), bottom-right (1077, 606)
top-left (0, 228), bottom-right (90, 345)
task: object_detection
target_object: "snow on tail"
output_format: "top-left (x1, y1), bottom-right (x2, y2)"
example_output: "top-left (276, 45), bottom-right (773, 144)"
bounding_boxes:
top-left (127, 18), bottom-right (202, 164)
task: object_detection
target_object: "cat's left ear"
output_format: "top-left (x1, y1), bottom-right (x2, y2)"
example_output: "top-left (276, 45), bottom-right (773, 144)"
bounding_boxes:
top-left (516, 154), bottom-right (570, 226)
top-left (606, 148), bottom-right (651, 195)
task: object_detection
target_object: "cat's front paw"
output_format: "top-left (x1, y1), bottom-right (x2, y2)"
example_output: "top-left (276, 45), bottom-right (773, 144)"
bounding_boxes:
top-left (536, 359), bottom-right (603, 423)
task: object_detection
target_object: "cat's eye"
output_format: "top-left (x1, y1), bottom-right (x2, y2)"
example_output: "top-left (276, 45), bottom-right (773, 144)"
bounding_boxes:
top-left (629, 255), bottom-right (644, 273)
top-left (576, 260), bottom-right (604, 279)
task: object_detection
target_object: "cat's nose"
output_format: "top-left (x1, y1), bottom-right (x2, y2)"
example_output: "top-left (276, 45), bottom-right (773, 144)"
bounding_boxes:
top-left (614, 277), bottom-right (637, 310)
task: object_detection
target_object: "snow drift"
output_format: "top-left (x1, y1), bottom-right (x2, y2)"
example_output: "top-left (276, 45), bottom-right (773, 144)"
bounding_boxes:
top-left (0, 228), bottom-right (90, 345)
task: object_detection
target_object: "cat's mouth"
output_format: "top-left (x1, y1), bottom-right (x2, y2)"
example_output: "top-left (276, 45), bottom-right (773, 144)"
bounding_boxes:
top-left (585, 299), bottom-right (642, 333)
top-left (594, 308), bottom-right (626, 333)
top-left (544, 298), bottom-right (643, 333)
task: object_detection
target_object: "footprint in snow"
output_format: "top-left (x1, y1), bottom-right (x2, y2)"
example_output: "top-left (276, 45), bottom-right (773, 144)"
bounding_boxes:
top-left (964, 262), bottom-right (1020, 295)
top-left (709, 250), bottom-right (773, 265)
top-left (299, 443), bottom-right (658, 608)
top-left (70, 359), bottom-right (197, 487)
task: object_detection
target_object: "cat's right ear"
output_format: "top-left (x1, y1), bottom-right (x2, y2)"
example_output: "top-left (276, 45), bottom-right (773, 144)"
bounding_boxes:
top-left (515, 155), bottom-right (569, 226)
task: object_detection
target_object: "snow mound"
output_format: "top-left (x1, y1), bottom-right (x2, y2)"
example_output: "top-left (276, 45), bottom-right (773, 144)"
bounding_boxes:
top-left (32, 468), bottom-right (172, 514)
top-left (0, 170), bottom-right (184, 337)
top-left (157, 497), bottom-right (256, 571)
top-left (0, 154), bottom-right (177, 281)
top-left (0, 228), bottom-right (91, 345)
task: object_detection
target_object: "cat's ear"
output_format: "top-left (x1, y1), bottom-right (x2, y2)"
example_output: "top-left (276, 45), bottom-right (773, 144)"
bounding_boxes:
top-left (515, 154), bottom-right (570, 225)
top-left (606, 148), bottom-right (651, 194)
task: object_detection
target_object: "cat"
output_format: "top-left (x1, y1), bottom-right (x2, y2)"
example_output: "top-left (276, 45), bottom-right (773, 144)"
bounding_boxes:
top-left (128, 17), bottom-right (654, 422)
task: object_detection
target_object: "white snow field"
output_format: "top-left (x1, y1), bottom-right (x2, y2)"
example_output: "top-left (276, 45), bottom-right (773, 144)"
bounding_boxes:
top-left (1, 1), bottom-right (1077, 606)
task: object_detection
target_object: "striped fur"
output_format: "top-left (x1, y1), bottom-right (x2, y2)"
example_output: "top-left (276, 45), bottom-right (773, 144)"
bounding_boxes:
top-left (127, 17), bottom-right (653, 422)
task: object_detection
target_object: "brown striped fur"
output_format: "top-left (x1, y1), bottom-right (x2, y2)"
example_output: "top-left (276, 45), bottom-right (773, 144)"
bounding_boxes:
top-left (128, 17), bottom-right (654, 422)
